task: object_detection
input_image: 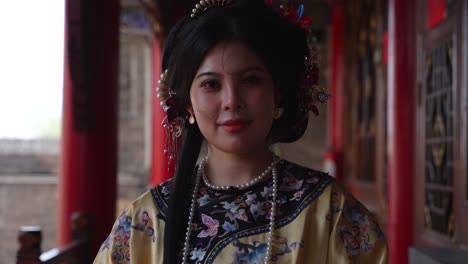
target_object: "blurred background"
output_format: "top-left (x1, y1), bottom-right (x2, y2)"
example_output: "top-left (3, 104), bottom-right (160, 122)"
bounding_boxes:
top-left (1, 0), bottom-right (467, 263)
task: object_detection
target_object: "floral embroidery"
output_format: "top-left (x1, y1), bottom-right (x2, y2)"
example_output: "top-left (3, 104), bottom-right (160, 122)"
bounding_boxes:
top-left (223, 201), bottom-right (240, 213)
top-left (330, 191), bottom-right (385, 262)
top-left (245, 193), bottom-right (258, 205)
top-left (131, 210), bottom-right (156, 242)
top-left (290, 190), bottom-right (305, 201)
top-left (232, 240), bottom-right (269, 263)
top-left (231, 236), bottom-right (303, 263)
top-left (270, 235), bottom-right (304, 262)
top-left (222, 220), bottom-right (239, 233)
top-left (249, 202), bottom-right (266, 220)
top-left (191, 247), bottom-right (207, 261)
top-left (198, 194), bottom-right (211, 206)
top-left (99, 210), bottom-right (132, 264)
top-left (99, 209), bottom-right (157, 263)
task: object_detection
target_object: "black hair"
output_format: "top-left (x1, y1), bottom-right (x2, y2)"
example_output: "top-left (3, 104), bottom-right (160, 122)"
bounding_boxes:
top-left (162, 1), bottom-right (309, 262)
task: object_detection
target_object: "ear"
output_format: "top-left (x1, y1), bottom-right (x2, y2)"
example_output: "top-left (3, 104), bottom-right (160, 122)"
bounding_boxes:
top-left (186, 105), bottom-right (194, 116)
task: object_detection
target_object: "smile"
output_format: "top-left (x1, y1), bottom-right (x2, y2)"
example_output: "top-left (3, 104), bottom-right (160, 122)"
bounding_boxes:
top-left (219, 119), bottom-right (251, 133)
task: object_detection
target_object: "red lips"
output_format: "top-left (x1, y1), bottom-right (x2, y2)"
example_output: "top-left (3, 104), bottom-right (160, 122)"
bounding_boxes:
top-left (219, 119), bottom-right (251, 133)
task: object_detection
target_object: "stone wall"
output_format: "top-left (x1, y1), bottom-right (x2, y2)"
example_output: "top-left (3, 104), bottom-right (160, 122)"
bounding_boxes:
top-left (0, 139), bottom-right (59, 174)
top-left (0, 175), bottom-right (148, 263)
top-left (0, 176), bottom-right (58, 263)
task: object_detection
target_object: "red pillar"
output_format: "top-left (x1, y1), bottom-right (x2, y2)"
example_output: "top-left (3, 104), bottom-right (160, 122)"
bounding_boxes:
top-left (150, 39), bottom-right (174, 186)
top-left (325, 1), bottom-right (345, 181)
top-left (59, 0), bottom-right (119, 254)
top-left (387, 0), bottom-right (416, 263)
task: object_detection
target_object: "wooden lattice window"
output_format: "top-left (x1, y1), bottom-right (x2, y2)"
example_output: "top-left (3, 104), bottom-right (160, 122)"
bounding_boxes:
top-left (424, 38), bottom-right (455, 238)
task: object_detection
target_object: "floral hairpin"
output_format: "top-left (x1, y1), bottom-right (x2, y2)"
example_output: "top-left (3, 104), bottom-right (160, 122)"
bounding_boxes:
top-left (265, 0), bottom-right (329, 115)
top-left (157, 70), bottom-right (186, 170)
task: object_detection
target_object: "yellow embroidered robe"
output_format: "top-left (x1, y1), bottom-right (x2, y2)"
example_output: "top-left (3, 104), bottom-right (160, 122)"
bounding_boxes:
top-left (94, 161), bottom-right (388, 263)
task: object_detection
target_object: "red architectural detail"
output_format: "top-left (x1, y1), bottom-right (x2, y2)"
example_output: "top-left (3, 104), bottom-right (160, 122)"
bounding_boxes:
top-left (151, 39), bottom-right (174, 186)
top-left (428, 0), bottom-right (446, 29)
top-left (59, 0), bottom-right (119, 254)
top-left (326, 1), bottom-right (345, 181)
top-left (383, 31), bottom-right (389, 65)
top-left (387, 0), bottom-right (416, 263)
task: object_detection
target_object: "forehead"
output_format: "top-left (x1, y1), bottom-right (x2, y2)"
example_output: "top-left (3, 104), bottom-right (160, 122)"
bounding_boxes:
top-left (195, 41), bottom-right (266, 75)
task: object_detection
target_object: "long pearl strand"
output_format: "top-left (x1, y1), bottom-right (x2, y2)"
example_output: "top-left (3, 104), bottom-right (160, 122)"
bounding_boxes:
top-left (181, 158), bottom-right (279, 264)
top-left (181, 162), bottom-right (202, 264)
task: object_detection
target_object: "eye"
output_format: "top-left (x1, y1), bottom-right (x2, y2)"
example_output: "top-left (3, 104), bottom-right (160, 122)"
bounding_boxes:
top-left (201, 79), bottom-right (221, 90)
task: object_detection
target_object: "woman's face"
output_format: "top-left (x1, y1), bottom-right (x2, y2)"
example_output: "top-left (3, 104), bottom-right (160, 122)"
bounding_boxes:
top-left (188, 41), bottom-right (276, 155)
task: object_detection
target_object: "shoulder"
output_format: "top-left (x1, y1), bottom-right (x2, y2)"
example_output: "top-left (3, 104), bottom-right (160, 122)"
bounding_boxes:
top-left (324, 181), bottom-right (388, 262)
top-left (278, 159), bottom-right (335, 198)
top-left (95, 190), bottom-right (162, 262)
top-left (280, 159), bottom-right (333, 181)
top-left (278, 161), bottom-right (387, 261)
top-left (104, 190), bottom-right (162, 238)
top-left (274, 160), bottom-right (335, 223)
top-left (150, 177), bottom-right (175, 218)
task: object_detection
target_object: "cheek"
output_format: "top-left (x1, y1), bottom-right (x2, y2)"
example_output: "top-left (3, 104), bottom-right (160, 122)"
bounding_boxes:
top-left (190, 90), bottom-right (214, 116)
top-left (192, 96), bottom-right (218, 120)
top-left (190, 95), bottom-right (220, 137)
top-left (250, 91), bottom-right (275, 115)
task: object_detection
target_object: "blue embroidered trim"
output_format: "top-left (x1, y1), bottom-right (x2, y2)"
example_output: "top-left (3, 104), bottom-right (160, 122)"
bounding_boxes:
top-left (151, 187), bottom-right (168, 217)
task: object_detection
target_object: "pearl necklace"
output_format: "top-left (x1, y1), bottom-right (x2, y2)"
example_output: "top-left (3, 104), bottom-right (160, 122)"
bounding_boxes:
top-left (181, 157), bottom-right (279, 264)
top-left (201, 156), bottom-right (280, 190)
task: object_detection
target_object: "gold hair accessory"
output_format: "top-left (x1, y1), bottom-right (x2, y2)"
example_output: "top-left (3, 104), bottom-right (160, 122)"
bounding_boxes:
top-left (190, 0), bottom-right (233, 18)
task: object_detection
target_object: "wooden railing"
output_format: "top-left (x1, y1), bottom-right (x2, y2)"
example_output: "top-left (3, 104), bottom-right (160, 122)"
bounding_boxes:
top-left (16, 213), bottom-right (93, 264)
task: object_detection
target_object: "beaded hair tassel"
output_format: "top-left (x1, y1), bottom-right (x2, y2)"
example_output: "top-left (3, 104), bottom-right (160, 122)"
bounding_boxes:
top-left (156, 69), bottom-right (185, 171)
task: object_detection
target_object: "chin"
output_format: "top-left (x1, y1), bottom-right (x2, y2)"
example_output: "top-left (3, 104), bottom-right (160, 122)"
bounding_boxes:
top-left (211, 137), bottom-right (268, 156)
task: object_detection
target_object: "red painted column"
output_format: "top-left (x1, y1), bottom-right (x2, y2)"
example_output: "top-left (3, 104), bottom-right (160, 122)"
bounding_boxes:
top-left (325, 0), bottom-right (344, 181)
top-left (150, 39), bottom-right (173, 186)
top-left (387, 0), bottom-right (416, 263)
top-left (59, 0), bottom-right (119, 255)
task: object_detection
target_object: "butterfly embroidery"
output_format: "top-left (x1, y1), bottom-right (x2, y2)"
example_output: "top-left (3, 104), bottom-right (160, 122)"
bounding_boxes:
top-left (197, 214), bottom-right (219, 238)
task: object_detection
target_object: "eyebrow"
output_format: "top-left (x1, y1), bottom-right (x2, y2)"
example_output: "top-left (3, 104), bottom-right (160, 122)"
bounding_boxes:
top-left (194, 66), bottom-right (266, 80)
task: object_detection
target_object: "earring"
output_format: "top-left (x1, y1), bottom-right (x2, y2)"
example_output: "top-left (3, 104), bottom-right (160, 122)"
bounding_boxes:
top-left (274, 108), bottom-right (284, 119)
top-left (189, 114), bottom-right (196, 124)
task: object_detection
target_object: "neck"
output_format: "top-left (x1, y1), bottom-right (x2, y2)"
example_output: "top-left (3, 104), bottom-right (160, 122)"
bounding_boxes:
top-left (204, 146), bottom-right (275, 187)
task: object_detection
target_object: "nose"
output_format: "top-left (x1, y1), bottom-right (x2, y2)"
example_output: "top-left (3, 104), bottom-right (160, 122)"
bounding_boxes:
top-left (222, 81), bottom-right (244, 111)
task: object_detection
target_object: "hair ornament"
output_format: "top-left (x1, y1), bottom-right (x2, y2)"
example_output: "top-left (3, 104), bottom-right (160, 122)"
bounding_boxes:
top-left (191, 0), bottom-right (234, 18)
top-left (265, 0), bottom-right (329, 115)
top-left (157, 69), bottom-right (185, 170)
top-left (264, 1), bottom-right (312, 30)
top-left (157, 69), bottom-right (183, 122)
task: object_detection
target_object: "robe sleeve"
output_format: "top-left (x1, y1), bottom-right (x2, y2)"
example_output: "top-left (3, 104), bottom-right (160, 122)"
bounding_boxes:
top-left (326, 182), bottom-right (388, 264)
top-left (94, 191), bottom-right (163, 264)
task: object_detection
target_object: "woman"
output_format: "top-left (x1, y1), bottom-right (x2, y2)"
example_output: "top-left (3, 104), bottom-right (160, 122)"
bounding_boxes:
top-left (95, 0), bottom-right (388, 263)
